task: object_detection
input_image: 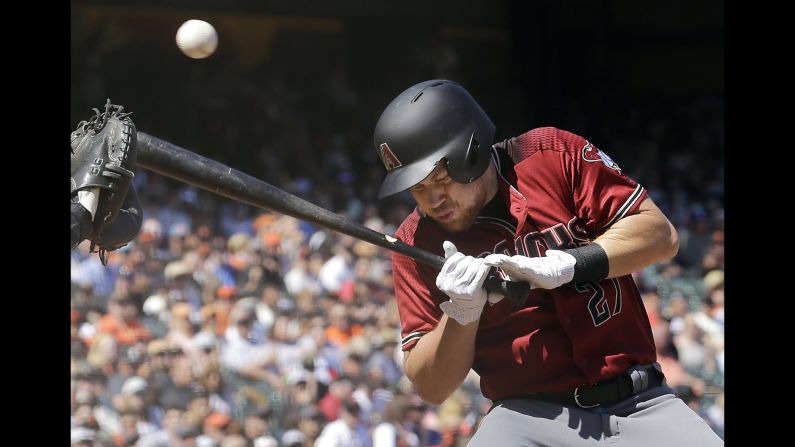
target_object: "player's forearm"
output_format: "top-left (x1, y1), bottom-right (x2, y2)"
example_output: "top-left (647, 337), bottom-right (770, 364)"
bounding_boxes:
top-left (71, 202), bottom-right (93, 249)
top-left (403, 315), bottom-right (479, 405)
top-left (237, 364), bottom-right (282, 387)
top-left (593, 198), bottom-right (679, 278)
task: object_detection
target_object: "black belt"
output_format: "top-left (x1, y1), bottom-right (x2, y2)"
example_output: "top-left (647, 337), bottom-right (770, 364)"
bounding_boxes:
top-left (527, 363), bottom-right (666, 409)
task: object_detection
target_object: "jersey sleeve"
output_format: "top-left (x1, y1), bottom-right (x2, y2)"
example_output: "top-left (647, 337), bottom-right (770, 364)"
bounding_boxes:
top-left (391, 225), bottom-right (446, 352)
top-left (506, 127), bottom-right (646, 235)
top-left (568, 133), bottom-right (647, 234)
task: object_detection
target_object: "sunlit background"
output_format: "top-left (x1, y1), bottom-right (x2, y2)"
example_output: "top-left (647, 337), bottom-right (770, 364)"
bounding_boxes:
top-left (70, 1), bottom-right (724, 446)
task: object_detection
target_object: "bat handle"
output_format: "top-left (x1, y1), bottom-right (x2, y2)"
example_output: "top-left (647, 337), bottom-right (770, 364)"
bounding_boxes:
top-left (484, 273), bottom-right (530, 306)
top-left (430, 253), bottom-right (529, 306)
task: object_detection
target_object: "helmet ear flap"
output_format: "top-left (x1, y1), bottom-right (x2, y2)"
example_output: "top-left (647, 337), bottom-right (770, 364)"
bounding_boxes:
top-left (461, 131), bottom-right (485, 183)
top-left (464, 132), bottom-right (480, 168)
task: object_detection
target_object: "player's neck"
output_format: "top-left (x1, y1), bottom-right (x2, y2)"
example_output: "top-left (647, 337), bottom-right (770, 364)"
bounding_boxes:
top-left (481, 162), bottom-right (499, 208)
top-left (477, 164), bottom-right (504, 219)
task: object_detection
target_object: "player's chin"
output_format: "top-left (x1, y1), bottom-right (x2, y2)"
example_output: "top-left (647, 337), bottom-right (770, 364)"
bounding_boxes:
top-left (438, 216), bottom-right (477, 233)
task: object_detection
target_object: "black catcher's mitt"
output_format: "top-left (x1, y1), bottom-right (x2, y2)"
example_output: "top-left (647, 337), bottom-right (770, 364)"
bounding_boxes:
top-left (71, 99), bottom-right (138, 259)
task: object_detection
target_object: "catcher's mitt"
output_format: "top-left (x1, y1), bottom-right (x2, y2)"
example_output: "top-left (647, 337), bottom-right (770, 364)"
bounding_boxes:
top-left (71, 99), bottom-right (138, 261)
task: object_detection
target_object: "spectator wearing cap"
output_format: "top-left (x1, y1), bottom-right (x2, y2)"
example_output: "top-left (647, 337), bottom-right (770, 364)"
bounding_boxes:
top-left (221, 434), bottom-right (250, 447)
top-left (96, 293), bottom-right (151, 346)
top-left (403, 397), bottom-right (434, 447)
top-left (191, 330), bottom-right (222, 377)
top-left (122, 376), bottom-right (149, 397)
top-left (158, 355), bottom-right (198, 411)
top-left (221, 299), bottom-right (280, 388)
top-left (364, 330), bottom-right (402, 385)
top-left (137, 402), bottom-right (190, 447)
top-left (100, 344), bottom-right (146, 408)
top-left (294, 405), bottom-right (325, 445)
top-left (226, 231), bottom-right (254, 268)
top-left (146, 339), bottom-right (182, 382)
top-left (253, 434), bottom-right (280, 447)
top-left (110, 386), bottom-right (158, 447)
top-left (372, 394), bottom-right (419, 447)
top-left (118, 375), bottom-right (161, 435)
top-left (164, 259), bottom-right (203, 314)
top-left (281, 429), bottom-right (307, 447)
top-left (86, 333), bottom-right (118, 373)
top-left (142, 292), bottom-right (170, 339)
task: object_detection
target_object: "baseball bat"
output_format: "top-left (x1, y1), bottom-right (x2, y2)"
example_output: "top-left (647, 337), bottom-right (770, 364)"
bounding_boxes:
top-left (135, 132), bottom-right (530, 306)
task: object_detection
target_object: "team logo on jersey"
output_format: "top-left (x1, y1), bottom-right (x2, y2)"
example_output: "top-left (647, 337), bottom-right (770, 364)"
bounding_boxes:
top-left (379, 143), bottom-right (402, 171)
top-left (582, 141), bottom-right (621, 172)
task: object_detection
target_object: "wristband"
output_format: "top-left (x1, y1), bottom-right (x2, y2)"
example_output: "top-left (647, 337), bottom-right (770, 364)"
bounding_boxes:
top-left (563, 243), bottom-right (609, 284)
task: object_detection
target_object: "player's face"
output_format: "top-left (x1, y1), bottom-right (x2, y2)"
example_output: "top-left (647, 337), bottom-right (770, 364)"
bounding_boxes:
top-left (410, 162), bottom-right (495, 232)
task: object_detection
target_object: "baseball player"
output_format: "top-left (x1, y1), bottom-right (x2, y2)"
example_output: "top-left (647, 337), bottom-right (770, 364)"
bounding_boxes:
top-left (71, 100), bottom-right (142, 261)
top-left (374, 80), bottom-right (722, 446)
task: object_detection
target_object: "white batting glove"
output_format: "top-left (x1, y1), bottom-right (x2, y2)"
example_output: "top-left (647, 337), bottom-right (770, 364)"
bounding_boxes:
top-left (77, 187), bottom-right (100, 221)
top-left (483, 250), bottom-right (576, 290)
top-left (436, 241), bottom-right (491, 325)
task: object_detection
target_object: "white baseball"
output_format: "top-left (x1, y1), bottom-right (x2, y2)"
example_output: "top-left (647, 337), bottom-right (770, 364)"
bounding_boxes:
top-left (176, 20), bottom-right (218, 59)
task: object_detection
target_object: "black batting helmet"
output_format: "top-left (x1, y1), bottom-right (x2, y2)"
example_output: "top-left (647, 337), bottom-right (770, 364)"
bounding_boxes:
top-left (374, 80), bottom-right (495, 199)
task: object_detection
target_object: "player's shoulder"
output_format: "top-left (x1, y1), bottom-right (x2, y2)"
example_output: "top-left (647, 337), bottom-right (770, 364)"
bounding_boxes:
top-left (394, 207), bottom-right (424, 245)
top-left (505, 127), bottom-right (588, 163)
top-left (394, 208), bottom-right (446, 255)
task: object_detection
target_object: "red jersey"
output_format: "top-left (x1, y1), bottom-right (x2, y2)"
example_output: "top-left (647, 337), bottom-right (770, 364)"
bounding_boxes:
top-left (391, 127), bottom-right (655, 400)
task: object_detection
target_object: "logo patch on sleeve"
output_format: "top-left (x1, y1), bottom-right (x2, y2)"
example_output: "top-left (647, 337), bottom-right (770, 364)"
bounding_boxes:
top-left (582, 141), bottom-right (621, 172)
top-left (379, 143), bottom-right (403, 171)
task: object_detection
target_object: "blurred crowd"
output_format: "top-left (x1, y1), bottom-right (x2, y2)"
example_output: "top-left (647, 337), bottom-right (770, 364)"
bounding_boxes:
top-left (71, 13), bottom-right (724, 447)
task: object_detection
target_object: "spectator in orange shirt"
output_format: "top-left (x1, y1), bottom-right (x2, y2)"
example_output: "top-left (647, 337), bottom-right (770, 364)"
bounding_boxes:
top-left (96, 294), bottom-right (152, 346)
top-left (324, 303), bottom-right (364, 348)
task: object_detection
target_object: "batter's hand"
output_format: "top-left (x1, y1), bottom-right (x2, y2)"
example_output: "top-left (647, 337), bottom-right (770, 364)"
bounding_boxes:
top-left (483, 250), bottom-right (576, 290)
top-left (436, 241), bottom-right (491, 325)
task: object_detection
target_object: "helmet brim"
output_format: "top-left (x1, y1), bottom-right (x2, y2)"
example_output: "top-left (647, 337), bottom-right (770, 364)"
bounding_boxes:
top-left (377, 158), bottom-right (441, 199)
